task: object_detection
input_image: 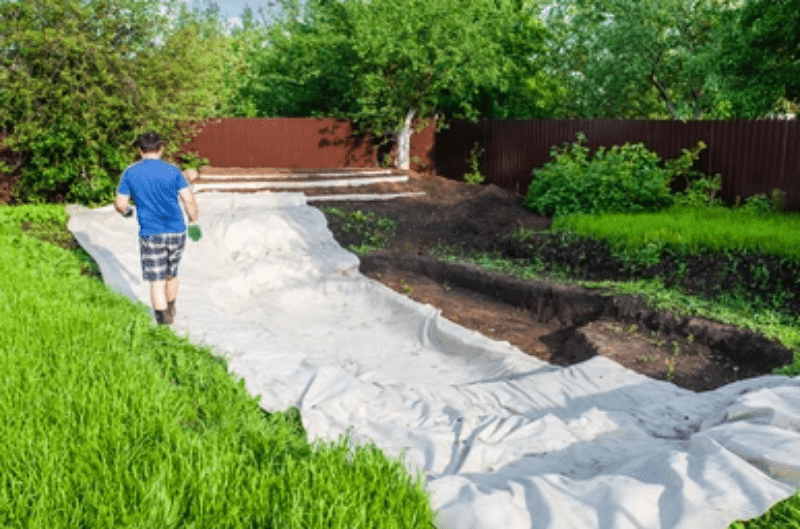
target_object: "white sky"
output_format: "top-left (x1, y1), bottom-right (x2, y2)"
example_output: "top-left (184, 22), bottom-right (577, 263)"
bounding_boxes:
top-left (180, 0), bottom-right (278, 28)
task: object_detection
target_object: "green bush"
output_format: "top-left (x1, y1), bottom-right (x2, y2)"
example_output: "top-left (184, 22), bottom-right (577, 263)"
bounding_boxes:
top-left (525, 133), bottom-right (707, 217)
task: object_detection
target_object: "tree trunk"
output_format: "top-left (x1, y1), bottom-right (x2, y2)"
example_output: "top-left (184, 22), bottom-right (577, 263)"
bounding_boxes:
top-left (395, 108), bottom-right (415, 170)
top-left (650, 71), bottom-right (679, 120)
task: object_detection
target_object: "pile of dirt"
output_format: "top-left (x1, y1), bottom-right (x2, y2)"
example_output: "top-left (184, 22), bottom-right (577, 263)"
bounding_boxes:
top-left (317, 170), bottom-right (795, 392)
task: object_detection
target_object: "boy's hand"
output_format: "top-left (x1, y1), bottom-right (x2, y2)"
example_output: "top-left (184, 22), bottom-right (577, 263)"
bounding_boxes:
top-left (188, 223), bottom-right (202, 242)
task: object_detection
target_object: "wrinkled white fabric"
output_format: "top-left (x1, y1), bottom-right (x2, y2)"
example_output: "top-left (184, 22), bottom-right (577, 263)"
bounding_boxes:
top-left (67, 193), bottom-right (800, 529)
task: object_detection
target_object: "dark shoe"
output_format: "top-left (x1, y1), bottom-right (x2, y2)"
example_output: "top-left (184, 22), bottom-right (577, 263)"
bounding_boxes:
top-left (155, 309), bottom-right (169, 325)
top-left (167, 300), bottom-right (176, 323)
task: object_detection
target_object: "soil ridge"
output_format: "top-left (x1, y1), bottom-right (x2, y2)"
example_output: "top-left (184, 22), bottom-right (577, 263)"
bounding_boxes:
top-left (360, 251), bottom-right (794, 370)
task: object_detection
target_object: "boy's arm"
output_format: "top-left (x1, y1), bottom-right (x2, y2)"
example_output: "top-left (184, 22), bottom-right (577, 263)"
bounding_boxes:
top-left (179, 187), bottom-right (199, 223)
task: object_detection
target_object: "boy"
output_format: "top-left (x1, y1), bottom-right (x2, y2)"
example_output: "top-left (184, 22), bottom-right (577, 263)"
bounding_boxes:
top-left (114, 131), bottom-right (202, 325)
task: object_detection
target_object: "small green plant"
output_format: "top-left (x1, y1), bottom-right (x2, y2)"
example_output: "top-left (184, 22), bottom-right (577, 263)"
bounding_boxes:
top-left (672, 340), bottom-right (681, 356)
top-left (638, 355), bottom-right (655, 363)
top-left (666, 360), bottom-right (676, 381)
top-left (627, 324), bottom-right (638, 334)
top-left (687, 333), bottom-right (694, 344)
top-left (463, 141), bottom-right (485, 185)
top-left (510, 225), bottom-right (538, 242)
top-left (400, 279), bottom-right (414, 296)
top-left (380, 153), bottom-right (393, 168)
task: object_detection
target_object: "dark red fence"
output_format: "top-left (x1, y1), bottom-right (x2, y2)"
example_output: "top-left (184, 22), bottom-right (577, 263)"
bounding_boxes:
top-left (181, 117), bottom-right (436, 172)
top-left (435, 119), bottom-right (800, 211)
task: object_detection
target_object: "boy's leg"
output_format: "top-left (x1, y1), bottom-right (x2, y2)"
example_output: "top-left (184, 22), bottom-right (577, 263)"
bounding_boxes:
top-left (166, 276), bottom-right (178, 322)
top-left (150, 280), bottom-right (168, 311)
top-left (166, 275), bottom-right (179, 303)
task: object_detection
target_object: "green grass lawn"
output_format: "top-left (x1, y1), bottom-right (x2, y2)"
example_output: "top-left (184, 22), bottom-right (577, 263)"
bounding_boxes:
top-left (0, 204), bottom-right (435, 528)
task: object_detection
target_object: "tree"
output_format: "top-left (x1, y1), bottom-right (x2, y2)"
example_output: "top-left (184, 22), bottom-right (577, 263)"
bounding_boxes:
top-left (0, 0), bottom-right (232, 204)
top-left (715, 0), bottom-right (800, 117)
top-left (242, 0), bottom-right (558, 169)
top-left (543, 0), bottom-right (739, 119)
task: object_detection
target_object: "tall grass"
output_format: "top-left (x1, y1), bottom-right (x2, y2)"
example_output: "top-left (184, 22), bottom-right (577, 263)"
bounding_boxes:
top-left (0, 205), bottom-right (435, 528)
top-left (550, 205), bottom-right (800, 258)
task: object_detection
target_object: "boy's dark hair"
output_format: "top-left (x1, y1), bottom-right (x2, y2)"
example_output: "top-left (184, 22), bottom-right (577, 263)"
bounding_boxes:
top-left (137, 131), bottom-right (162, 153)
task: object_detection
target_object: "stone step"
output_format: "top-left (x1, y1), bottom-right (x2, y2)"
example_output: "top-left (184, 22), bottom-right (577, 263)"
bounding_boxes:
top-left (189, 167), bottom-right (428, 201)
top-left (192, 174), bottom-right (408, 192)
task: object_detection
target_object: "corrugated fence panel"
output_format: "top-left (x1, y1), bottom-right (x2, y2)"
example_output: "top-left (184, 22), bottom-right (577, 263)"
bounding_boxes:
top-left (436, 119), bottom-right (800, 211)
top-left (782, 123), bottom-right (800, 209)
top-left (183, 118), bottom-right (378, 168)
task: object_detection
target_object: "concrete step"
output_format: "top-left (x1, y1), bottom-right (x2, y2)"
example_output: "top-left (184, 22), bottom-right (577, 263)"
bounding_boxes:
top-left (191, 168), bottom-right (427, 201)
top-left (192, 174), bottom-right (408, 192)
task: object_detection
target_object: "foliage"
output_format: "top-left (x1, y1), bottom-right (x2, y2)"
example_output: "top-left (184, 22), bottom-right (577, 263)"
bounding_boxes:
top-left (524, 133), bottom-right (705, 217)
top-left (715, 0), bottom-right (800, 117)
top-left (462, 142), bottom-right (485, 185)
top-left (0, 204), bottom-right (436, 527)
top-left (541, 0), bottom-right (740, 119)
top-left (0, 0), bottom-right (233, 206)
top-left (178, 151), bottom-right (211, 171)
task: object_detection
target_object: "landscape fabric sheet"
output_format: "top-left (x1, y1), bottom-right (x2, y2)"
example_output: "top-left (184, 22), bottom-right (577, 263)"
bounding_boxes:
top-left (67, 192), bottom-right (800, 529)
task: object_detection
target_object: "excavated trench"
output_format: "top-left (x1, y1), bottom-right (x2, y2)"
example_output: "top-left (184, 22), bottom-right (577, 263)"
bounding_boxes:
top-left (360, 252), bottom-right (795, 390)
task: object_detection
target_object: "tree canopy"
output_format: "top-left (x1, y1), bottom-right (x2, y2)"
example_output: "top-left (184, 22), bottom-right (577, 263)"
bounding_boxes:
top-left (542, 0), bottom-right (741, 119)
top-left (236, 0), bottom-right (560, 167)
top-left (715, 0), bottom-right (800, 117)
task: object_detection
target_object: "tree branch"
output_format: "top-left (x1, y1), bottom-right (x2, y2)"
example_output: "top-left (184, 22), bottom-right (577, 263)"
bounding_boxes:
top-left (650, 70), bottom-right (679, 119)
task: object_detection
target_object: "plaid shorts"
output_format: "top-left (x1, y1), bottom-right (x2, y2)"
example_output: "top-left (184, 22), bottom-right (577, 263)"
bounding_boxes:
top-left (139, 232), bottom-right (186, 281)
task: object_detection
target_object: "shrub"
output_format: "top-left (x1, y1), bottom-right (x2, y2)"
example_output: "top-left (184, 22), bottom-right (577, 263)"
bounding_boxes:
top-left (462, 142), bottom-right (485, 185)
top-left (672, 174), bottom-right (723, 209)
top-left (525, 134), bottom-right (707, 217)
top-left (734, 188), bottom-right (788, 214)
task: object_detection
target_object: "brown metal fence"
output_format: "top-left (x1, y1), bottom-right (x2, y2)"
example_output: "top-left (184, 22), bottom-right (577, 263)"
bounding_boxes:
top-left (180, 117), bottom-right (436, 172)
top-left (435, 119), bottom-right (800, 211)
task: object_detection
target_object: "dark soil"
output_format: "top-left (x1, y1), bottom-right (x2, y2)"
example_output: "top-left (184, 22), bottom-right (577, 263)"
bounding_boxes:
top-left (313, 171), bottom-right (796, 392)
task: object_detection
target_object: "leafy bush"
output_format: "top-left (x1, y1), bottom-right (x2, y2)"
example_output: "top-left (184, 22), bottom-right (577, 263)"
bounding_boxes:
top-left (734, 188), bottom-right (788, 214)
top-left (672, 174), bottom-right (723, 208)
top-left (525, 133), bottom-right (707, 217)
top-left (0, 0), bottom-right (233, 206)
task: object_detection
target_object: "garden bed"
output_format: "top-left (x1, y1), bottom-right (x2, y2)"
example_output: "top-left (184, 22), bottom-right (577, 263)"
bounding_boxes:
top-left (318, 171), bottom-right (798, 392)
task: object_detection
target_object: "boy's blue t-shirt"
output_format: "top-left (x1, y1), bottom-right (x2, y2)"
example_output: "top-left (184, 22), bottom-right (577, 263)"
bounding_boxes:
top-left (117, 159), bottom-right (190, 237)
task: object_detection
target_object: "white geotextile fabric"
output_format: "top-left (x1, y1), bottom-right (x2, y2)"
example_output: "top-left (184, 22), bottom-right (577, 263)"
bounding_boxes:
top-left (67, 192), bottom-right (800, 529)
